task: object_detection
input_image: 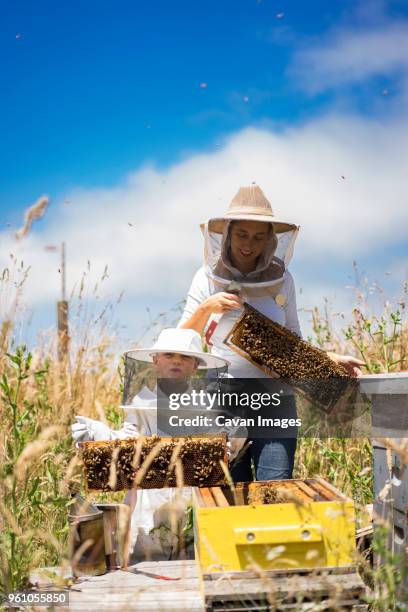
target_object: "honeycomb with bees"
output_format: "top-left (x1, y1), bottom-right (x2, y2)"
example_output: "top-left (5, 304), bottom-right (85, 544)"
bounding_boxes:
top-left (80, 434), bottom-right (227, 492)
top-left (224, 302), bottom-right (357, 413)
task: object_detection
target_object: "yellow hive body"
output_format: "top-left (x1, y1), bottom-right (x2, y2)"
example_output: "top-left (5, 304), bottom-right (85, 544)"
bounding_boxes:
top-left (193, 478), bottom-right (356, 575)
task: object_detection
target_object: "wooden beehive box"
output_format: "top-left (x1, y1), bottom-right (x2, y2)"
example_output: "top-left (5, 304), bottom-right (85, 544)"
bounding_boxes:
top-left (224, 302), bottom-right (357, 413)
top-left (80, 434), bottom-right (227, 492)
top-left (193, 478), bottom-right (356, 576)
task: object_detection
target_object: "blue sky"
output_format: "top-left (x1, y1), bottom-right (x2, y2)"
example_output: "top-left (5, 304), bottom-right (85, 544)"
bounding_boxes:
top-left (2, 0), bottom-right (406, 214)
top-left (1, 0), bottom-right (408, 346)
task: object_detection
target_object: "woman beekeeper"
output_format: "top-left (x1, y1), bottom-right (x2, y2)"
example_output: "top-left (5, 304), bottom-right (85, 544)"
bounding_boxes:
top-left (179, 185), bottom-right (364, 481)
top-left (71, 328), bottom-right (235, 563)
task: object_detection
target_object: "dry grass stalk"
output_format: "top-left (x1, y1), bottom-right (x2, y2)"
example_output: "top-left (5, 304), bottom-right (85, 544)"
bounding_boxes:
top-left (58, 454), bottom-right (82, 496)
top-left (14, 426), bottom-right (64, 481)
top-left (375, 437), bottom-right (408, 466)
top-left (15, 195), bottom-right (49, 240)
top-left (108, 446), bottom-right (120, 490)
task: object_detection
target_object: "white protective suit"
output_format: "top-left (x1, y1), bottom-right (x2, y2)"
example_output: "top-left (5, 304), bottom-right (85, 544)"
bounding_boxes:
top-left (123, 385), bottom-right (194, 563)
top-left (179, 219), bottom-right (302, 378)
top-left (123, 383), bottom-right (245, 562)
top-left (75, 383), bottom-right (242, 563)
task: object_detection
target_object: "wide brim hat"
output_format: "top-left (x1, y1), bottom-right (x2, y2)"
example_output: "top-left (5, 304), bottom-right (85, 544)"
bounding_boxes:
top-left (125, 328), bottom-right (229, 370)
top-left (201, 185), bottom-right (299, 234)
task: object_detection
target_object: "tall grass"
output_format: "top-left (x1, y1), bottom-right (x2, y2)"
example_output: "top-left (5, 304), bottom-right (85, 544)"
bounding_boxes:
top-left (0, 262), bottom-right (407, 609)
top-left (0, 261), bottom-right (124, 592)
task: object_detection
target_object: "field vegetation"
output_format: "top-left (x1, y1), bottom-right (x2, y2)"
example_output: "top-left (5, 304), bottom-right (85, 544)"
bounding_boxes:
top-left (0, 260), bottom-right (407, 609)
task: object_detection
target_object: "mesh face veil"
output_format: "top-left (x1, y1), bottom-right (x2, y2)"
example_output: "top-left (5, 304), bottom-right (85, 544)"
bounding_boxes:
top-left (203, 220), bottom-right (299, 296)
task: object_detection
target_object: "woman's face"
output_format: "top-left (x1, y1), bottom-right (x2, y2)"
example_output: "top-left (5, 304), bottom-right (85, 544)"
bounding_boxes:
top-left (229, 220), bottom-right (270, 273)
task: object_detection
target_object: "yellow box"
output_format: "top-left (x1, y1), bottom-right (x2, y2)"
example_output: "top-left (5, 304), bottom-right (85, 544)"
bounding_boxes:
top-left (193, 478), bottom-right (356, 575)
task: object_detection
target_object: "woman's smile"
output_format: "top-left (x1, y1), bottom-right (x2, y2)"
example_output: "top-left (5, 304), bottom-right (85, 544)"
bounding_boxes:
top-left (229, 220), bottom-right (270, 273)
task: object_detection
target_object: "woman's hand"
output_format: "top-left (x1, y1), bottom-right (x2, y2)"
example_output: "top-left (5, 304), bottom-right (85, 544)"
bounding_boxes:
top-left (328, 353), bottom-right (365, 377)
top-left (180, 292), bottom-right (243, 335)
top-left (201, 292), bottom-right (243, 315)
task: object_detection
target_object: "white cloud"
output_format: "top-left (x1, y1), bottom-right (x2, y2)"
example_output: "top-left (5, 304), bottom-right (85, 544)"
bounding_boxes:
top-left (289, 22), bottom-right (408, 94)
top-left (1, 113), bottom-right (407, 338)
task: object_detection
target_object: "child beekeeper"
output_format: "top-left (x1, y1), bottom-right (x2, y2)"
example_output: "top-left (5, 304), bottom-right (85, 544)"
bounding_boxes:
top-left (71, 328), bottom-right (242, 563)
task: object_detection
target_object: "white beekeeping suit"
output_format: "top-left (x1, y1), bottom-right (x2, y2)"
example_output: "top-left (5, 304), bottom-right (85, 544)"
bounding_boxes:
top-left (123, 381), bottom-right (246, 562)
top-left (123, 384), bottom-right (194, 563)
top-left (72, 389), bottom-right (193, 562)
top-left (71, 328), bottom-right (235, 563)
top-left (178, 185), bottom-right (302, 378)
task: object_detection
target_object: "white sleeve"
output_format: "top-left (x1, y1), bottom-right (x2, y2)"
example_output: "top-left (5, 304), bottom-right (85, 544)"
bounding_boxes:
top-left (284, 272), bottom-right (302, 338)
top-left (177, 266), bottom-right (211, 326)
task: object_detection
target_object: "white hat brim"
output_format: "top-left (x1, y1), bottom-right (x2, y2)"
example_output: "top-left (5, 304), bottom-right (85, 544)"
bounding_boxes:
top-left (201, 216), bottom-right (299, 234)
top-left (125, 348), bottom-right (229, 370)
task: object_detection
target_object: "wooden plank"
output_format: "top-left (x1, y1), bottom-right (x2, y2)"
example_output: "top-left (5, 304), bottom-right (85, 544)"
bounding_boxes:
top-left (135, 560), bottom-right (196, 568)
top-left (356, 525), bottom-right (374, 539)
top-left (33, 561), bottom-right (204, 611)
top-left (230, 482), bottom-right (247, 506)
top-left (200, 488), bottom-right (217, 507)
top-left (279, 481), bottom-right (310, 503)
top-left (294, 480), bottom-right (322, 501)
top-left (204, 565), bottom-right (358, 581)
top-left (205, 601), bottom-right (368, 611)
top-left (127, 559), bottom-right (199, 579)
top-left (314, 476), bottom-right (349, 500)
top-left (193, 488), bottom-right (206, 508)
top-left (211, 487), bottom-right (229, 507)
top-left (69, 574), bottom-right (199, 589)
top-left (30, 561), bottom-right (366, 611)
top-left (203, 571), bottom-right (366, 601)
top-left (68, 592), bottom-right (203, 611)
top-left (227, 479), bottom-right (345, 506)
top-left (69, 583), bottom-right (199, 593)
top-left (305, 479), bottom-right (336, 501)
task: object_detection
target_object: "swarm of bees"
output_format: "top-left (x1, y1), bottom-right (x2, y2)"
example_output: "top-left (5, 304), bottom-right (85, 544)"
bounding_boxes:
top-left (247, 483), bottom-right (288, 505)
top-left (228, 303), bottom-right (357, 412)
top-left (81, 435), bottom-right (226, 491)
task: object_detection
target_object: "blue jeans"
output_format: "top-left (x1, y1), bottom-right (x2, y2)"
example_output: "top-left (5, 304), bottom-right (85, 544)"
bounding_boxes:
top-left (230, 437), bottom-right (297, 483)
top-left (204, 375), bottom-right (297, 482)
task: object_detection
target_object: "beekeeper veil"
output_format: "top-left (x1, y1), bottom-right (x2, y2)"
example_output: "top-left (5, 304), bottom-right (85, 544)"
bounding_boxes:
top-left (201, 185), bottom-right (299, 297)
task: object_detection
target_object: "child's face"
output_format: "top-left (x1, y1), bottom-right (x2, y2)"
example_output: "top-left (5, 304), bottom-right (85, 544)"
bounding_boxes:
top-left (152, 352), bottom-right (199, 380)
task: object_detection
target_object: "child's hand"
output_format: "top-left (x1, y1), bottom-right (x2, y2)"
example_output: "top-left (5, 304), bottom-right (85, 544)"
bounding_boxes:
top-left (71, 415), bottom-right (112, 444)
top-left (118, 422), bottom-right (140, 439)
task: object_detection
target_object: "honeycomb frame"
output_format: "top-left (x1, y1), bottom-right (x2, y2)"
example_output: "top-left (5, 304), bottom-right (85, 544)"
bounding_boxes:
top-left (224, 302), bottom-right (356, 413)
top-left (80, 434), bottom-right (227, 492)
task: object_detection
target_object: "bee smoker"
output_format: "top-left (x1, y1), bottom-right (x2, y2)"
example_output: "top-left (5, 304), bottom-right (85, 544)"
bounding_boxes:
top-left (95, 504), bottom-right (123, 570)
top-left (68, 494), bottom-right (106, 576)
